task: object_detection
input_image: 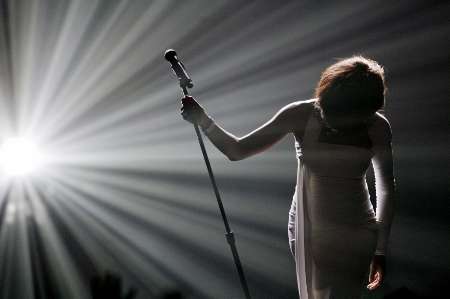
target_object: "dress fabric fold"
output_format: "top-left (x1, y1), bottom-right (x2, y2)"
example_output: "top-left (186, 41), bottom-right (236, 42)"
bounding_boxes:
top-left (294, 158), bottom-right (313, 299)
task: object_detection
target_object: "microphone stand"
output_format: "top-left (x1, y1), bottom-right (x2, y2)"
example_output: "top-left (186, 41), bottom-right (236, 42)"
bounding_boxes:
top-left (180, 85), bottom-right (252, 299)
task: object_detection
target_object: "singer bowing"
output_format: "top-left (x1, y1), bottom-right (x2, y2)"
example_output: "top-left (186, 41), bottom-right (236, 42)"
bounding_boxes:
top-left (180, 56), bottom-right (396, 299)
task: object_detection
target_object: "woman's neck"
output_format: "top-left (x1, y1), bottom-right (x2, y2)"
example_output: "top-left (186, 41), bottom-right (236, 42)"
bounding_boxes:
top-left (314, 106), bottom-right (372, 132)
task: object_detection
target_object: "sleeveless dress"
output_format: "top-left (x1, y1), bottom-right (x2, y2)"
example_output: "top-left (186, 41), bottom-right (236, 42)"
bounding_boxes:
top-left (287, 107), bottom-right (381, 299)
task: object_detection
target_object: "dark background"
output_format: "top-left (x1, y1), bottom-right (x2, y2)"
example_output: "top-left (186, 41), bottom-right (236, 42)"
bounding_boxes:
top-left (0, 0), bottom-right (448, 298)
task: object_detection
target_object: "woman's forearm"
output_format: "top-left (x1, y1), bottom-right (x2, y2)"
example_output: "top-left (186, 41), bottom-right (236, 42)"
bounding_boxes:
top-left (374, 175), bottom-right (396, 255)
top-left (196, 102), bottom-right (297, 161)
top-left (199, 116), bottom-right (241, 161)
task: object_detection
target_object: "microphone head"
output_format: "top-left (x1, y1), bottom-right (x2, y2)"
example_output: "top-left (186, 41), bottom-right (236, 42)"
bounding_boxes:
top-left (164, 49), bottom-right (177, 62)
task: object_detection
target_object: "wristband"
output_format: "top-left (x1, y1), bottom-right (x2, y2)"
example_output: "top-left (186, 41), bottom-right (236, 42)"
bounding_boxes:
top-left (201, 118), bottom-right (215, 134)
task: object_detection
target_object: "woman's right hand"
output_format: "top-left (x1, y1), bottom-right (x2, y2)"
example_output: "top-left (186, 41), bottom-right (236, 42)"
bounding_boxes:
top-left (367, 254), bottom-right (386, 290)
top-left (180, 96), bottom-right (210, 127)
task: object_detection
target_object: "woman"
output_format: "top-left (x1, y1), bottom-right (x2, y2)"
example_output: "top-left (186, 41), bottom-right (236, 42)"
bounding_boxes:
top-left (180, 56), bottom-right (395, 299)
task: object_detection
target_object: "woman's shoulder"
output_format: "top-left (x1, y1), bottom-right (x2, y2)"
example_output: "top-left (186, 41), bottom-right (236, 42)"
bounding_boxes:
top-left (289, 98), bottom-right (317, 107)
top-left (368, 112), bottom-right (393, 142)
top-left (284, 98), bottom-right (317, 136)
top-left (284, 98), bottom-right (317, 115)
top-left (368, 112), bottom-right (391, 131)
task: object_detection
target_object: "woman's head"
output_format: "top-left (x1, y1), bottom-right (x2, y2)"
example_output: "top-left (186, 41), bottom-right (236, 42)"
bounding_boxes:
top-left (314, 55), bottom-right (386, 127)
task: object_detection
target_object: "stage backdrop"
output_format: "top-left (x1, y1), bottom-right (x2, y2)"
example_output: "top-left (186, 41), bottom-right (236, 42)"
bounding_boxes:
top-left (0, 1), bottom-right (448, 298)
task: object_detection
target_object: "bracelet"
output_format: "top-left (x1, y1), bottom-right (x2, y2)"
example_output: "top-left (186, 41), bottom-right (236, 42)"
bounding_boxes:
top-left (201, 118), bottom-right (216, 134)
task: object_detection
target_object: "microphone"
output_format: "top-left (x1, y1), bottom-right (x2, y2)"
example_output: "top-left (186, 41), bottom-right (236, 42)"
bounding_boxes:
top-left (164, 49), bottom-right (193, 89)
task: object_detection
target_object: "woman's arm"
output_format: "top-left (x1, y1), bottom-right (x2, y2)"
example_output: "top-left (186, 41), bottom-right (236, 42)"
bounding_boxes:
top-left (367, 112), bottom-right (396, 290)
top-left (205, 102), bottom-right (304, 161)
top-left (181, 96), bottom-right (309, 161)
top-left (369, 113), bottom-right (396, 256)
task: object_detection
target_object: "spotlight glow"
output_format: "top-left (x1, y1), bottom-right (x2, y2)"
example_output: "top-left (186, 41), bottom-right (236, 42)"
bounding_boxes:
top-left (0, 138), bottom-right (43, 177)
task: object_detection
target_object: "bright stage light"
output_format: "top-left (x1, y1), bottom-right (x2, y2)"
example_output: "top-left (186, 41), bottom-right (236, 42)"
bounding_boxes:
top-left (0, 138), bottom-right (43, 177)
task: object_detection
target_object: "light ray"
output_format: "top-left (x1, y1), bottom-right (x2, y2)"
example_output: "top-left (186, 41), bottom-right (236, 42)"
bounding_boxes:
top-left (0, 0), bottom-right (448, 298)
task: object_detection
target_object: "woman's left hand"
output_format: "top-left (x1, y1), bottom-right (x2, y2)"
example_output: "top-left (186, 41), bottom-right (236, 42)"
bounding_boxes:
top-left (367, 254), bottom-right (386, 290)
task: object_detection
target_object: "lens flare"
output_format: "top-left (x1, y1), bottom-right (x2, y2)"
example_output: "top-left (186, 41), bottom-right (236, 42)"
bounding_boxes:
top-left (0, 138), bottom-right (43, 176)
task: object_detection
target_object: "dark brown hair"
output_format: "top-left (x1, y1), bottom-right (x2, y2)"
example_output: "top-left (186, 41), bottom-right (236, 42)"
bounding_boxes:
top-left (314, 55), bottom-right (386, 119)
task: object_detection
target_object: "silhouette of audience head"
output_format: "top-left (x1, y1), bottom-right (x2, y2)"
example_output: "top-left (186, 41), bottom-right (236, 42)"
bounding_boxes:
top-left (90, 271), bottom-right (185, 299)
top-left (91, 271), bottom-right (138, 299)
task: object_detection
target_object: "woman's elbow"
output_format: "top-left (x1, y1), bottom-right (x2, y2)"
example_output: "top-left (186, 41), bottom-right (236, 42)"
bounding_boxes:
top-left (228, 144), bottom-right (263, 161)
top-left (227, 152), bottom-right (244, 161)
top-left (226, 140), bottom-right (245, 161)
top-left (228, 147), bottom-right (251, 161)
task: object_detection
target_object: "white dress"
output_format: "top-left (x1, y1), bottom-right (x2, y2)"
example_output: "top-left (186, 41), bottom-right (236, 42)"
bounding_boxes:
top-left (288, 106), bottom-right (395, 299)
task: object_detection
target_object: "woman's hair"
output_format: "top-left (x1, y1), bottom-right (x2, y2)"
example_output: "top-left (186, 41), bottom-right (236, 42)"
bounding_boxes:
top-left (314, 55), bottom-right (386, 118)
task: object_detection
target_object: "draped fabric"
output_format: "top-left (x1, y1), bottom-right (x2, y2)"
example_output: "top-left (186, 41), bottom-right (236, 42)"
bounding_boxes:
top-left (294, 158), bottom-right (314, 299)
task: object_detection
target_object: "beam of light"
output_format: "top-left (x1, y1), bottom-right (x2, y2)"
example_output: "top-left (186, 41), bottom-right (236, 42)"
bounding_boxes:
top-left (0, 0), bottom-right (448, 298)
